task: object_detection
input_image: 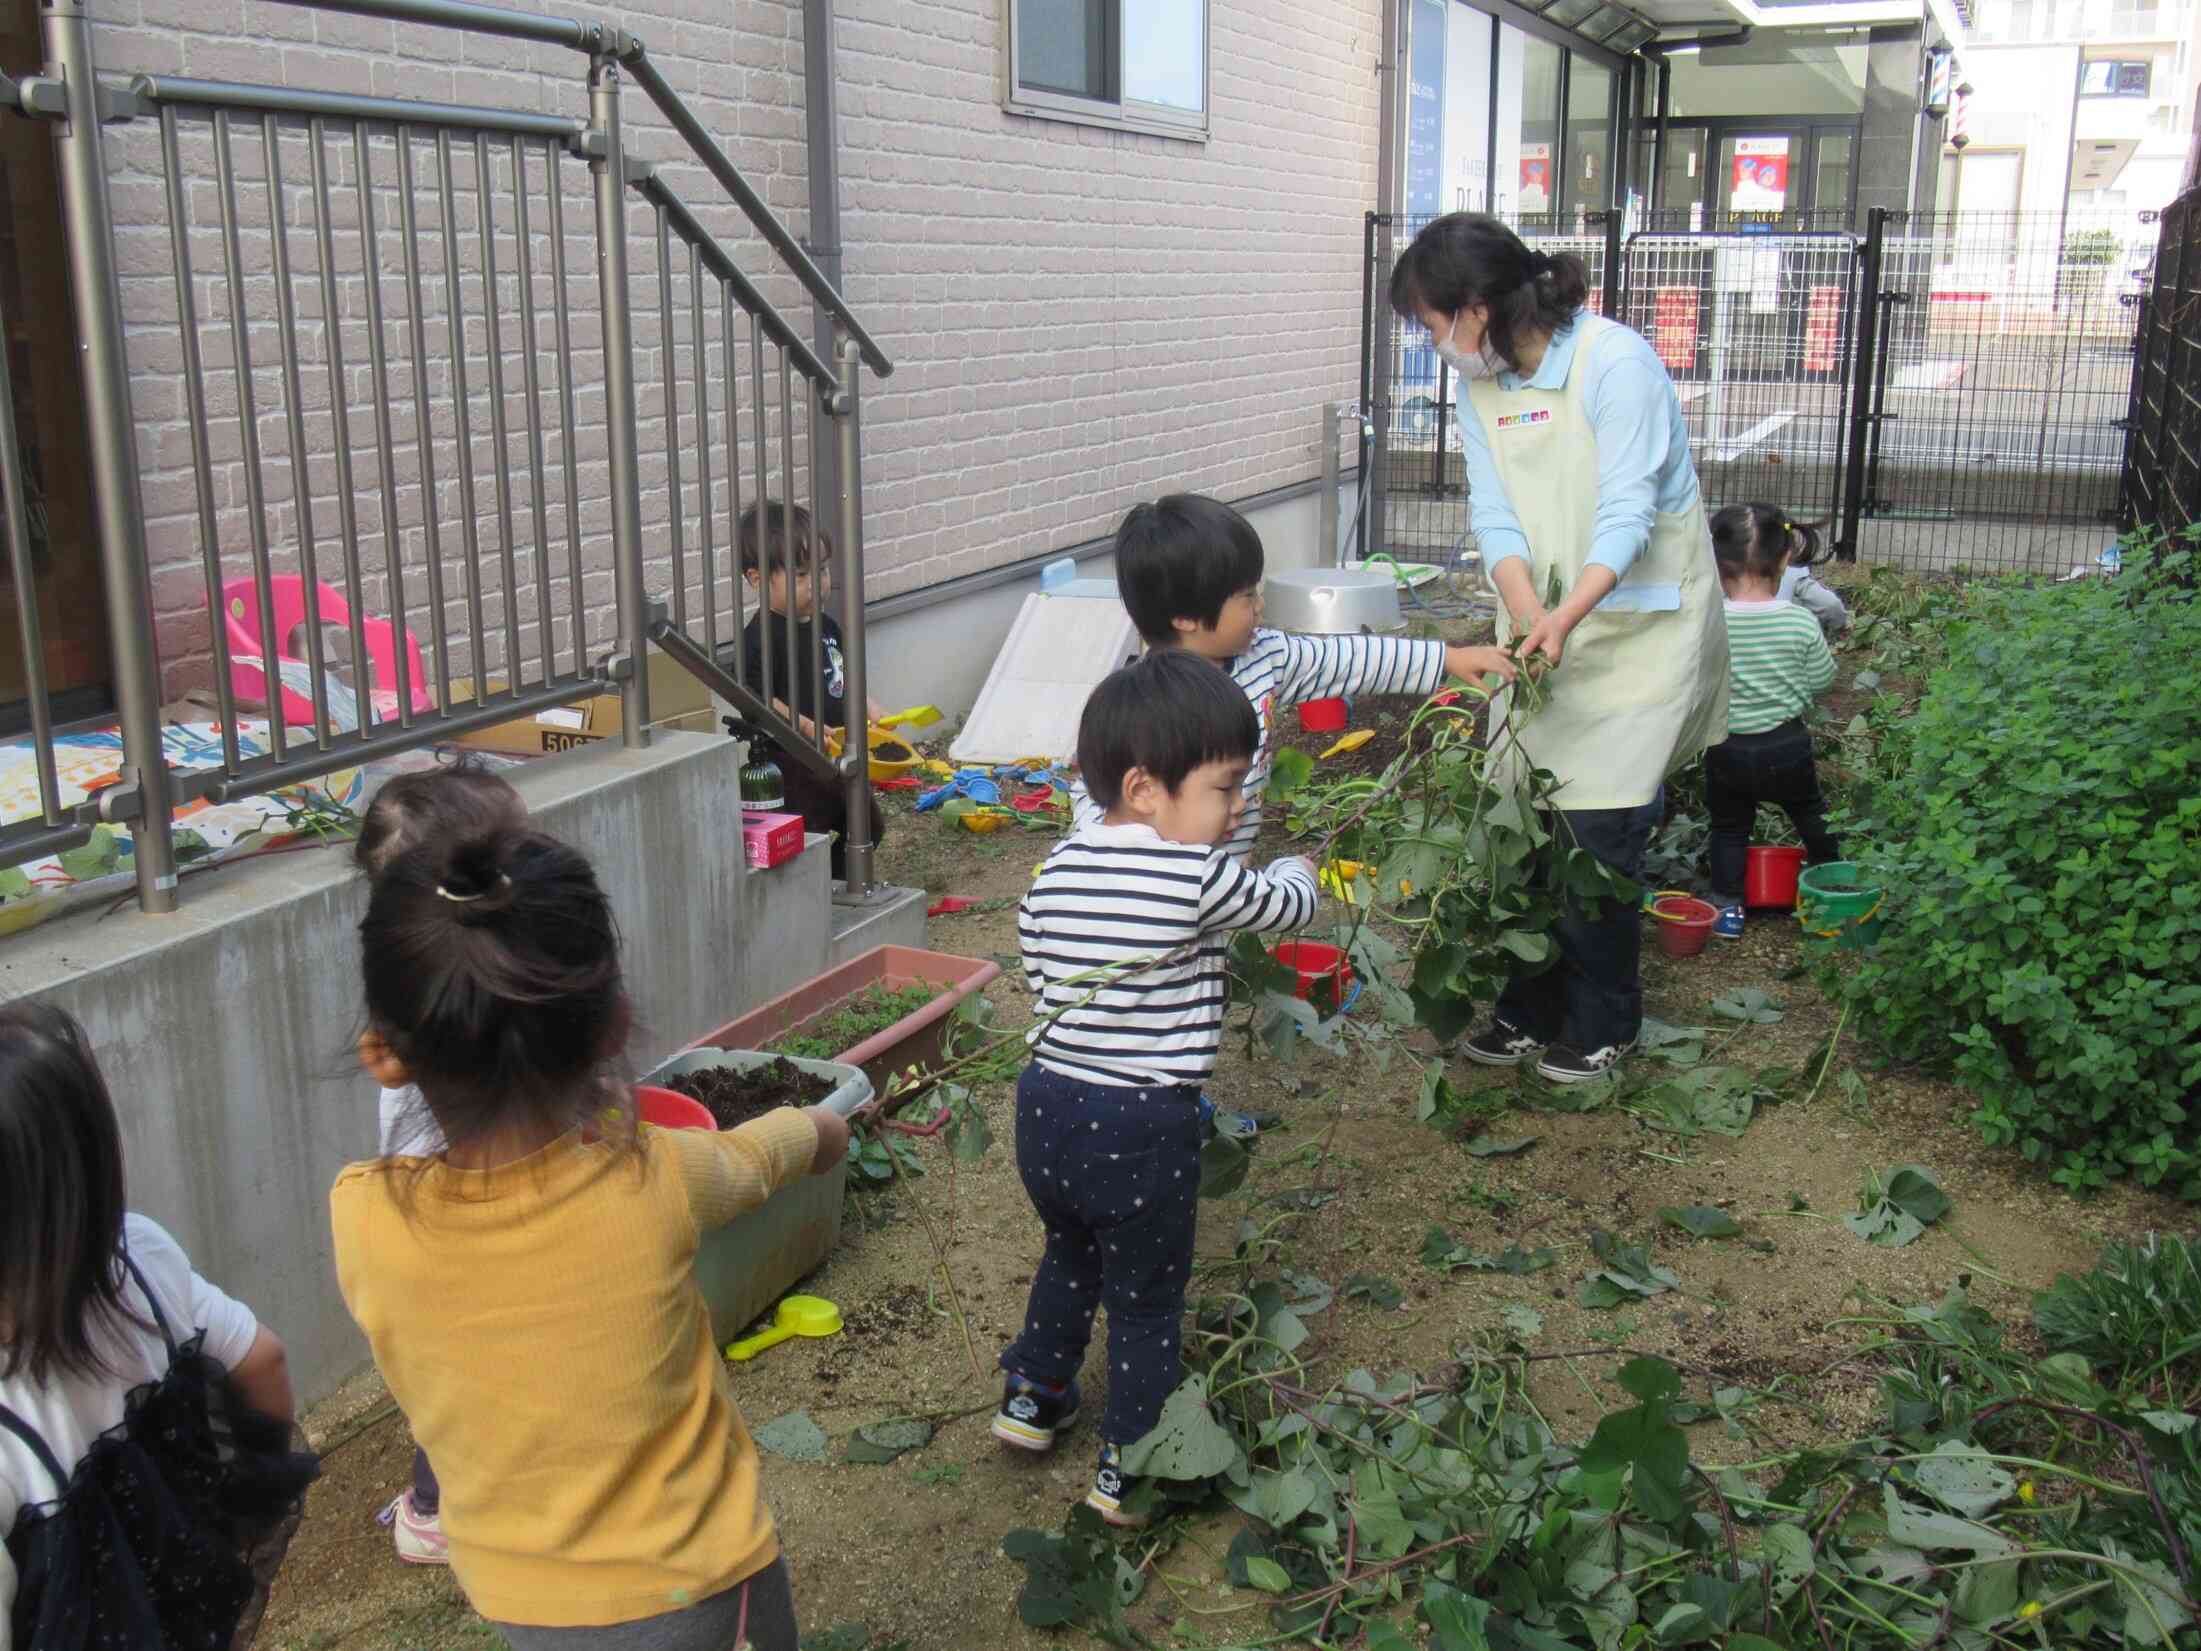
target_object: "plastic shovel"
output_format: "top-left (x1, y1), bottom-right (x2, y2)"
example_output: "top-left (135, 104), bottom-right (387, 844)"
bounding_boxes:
top-left (724, 1294), bottom-right (843, 1362)
top-left (873, 704), bottom-right (942, 732)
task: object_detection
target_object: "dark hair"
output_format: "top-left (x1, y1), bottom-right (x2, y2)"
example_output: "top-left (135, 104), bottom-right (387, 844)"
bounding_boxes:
top-left (1388, 213), bottom-right (1590, 374)
top-left (359, 827), bottom-right (630, 1155)
top-left (0, 1001), bottom-right (146, 1384)
top-left (1115, 494), bottom-right (1266, 647)
top-left (737, 499), bottom-right (832, 575)
top-left (354, 757), bottom-right (526, 878)
top-left (1075, 649), bottom-right (1260, 810)
top-left (1710, 503), bottom-right (1821, 583)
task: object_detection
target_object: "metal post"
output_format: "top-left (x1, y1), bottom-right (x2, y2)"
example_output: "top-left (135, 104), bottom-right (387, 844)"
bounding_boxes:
top-left (1320, 401), bottom-right (1342, 567)
top-left (1836, 205), bottom-right (1888, 561)
top-left (832, 334), bottom-right (872, 894)
top-left (42, 0), bottom-right (177, 912)
top-left (803, 0), bottom-right (846, 509)
top-left (1600, 209), bottom-right (1624, 318)
top-left (1356, 211), bottom-right (1376, 563)
top-left (590, 57), bottom-right (651, 746)
top-left (1368, 0), bottom-right (1408, 574)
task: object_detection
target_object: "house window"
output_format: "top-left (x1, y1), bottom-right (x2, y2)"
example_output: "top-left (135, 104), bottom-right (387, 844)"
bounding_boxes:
top-left (1007, 0), bottom-right (1209, 135)
top-left (2079, 58), bottom-right (2152, 94)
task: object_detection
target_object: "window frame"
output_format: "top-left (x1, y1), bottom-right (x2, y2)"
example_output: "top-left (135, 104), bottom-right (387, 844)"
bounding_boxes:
top-left (2077, 58), bottom-right (2152, 95)
top-left (1003, 0), bottom-right (1212, 141)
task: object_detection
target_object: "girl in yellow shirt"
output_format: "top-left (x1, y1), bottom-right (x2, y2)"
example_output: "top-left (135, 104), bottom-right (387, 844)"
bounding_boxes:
top-left (331, 825), bottom-right (848, 1649)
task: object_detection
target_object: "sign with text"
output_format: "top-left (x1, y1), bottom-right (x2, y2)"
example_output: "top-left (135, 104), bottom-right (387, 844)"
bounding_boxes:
top-left (1520, 143), bottom-right (1552, 213)
top-left (1406, 0), bottom-right (1446, 216)
top-left (1804, 285), bottom-right (1844, 373)
top-left (1653, 287), bottom-right (1698, 371)
top-left (1729, 136), bottom-right (1790, 213)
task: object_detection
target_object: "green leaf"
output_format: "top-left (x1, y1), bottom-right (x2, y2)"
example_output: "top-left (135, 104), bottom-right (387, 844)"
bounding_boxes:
top-left (1242, 1554), bottom-right (1292, 1595)
top-left (1267, 746), bottom-right (1315, 799)
top-left (1501, 1303), bottom-right (1545, 1340)
top-left (844, 1418), bottom-right (933, 1465)
top-left (1659, 1205), bottom-right (1741, 1239)
top-left (1579, 1231), bottom-right (1680, 1307)
top-left (941, 1087), bottom-right (994, 1164)
top-left (1651, 1601), bottom-right (1713, 1645)
top-left (1760, 1523), bottom-right (1817, 1604)
top-left (1911, 1440), bottom-right (2015, 1517)
top-left (1709, 987), bottom-right (1783, 1024)
top-left (1119, 1374), bottom-right (1241, 1482)
top-left (1344, 1273), bottom-right (1406, 1310)
top-left (1617, 1357), bottom-right (1682, 1402)
top-left (1421, 1581), bottom-right (1495, 1650)
top-left (1363, 1623), bottom-right (1418, 1651)
top-left (1846, 1165), bottom-right (1950, 1247)
top-left (1199, 1131), bottom-right (1251, 1200)
top-left (753, 1409), bottom-right (829, 1462)
top-left (1879, 1486), bottom-right (2019, 1558)
top-left (1578, 1362), bottom-right (1689, 1523)
top-left (1461, 1133), bottom-right (1539, 1157)
top-left (0, 866), bottom-right (32, 901)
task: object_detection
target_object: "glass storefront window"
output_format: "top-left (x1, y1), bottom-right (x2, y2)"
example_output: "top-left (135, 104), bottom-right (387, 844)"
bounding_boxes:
top-left (1564, 55), bottom-right (1614, 213)
top-left (1516, 33), bottom-right (1562, 215)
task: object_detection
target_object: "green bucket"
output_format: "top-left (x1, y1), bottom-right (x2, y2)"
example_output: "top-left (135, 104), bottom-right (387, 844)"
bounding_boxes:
top-left (1797, 860), bottom-right (1884, 949)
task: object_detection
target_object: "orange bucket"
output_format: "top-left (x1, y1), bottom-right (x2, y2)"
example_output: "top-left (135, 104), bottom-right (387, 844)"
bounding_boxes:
top-left (1649, 894), bottom-right (1717, 959)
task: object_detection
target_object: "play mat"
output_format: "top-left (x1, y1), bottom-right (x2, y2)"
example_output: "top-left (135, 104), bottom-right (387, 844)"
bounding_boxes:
top-left (0, 718), bottom-right (368, 937)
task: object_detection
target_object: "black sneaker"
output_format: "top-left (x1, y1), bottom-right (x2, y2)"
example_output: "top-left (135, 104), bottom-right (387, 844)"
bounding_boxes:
top-left (991, 1373), bottom-right (1082, 1452)
top-left (1459, 1018), bottom-right (1549, 1068)
top-left (1537, 1042), bottom-right (1629, 1084)
top-left (1085, 1443), bottom-right (1147, 1528)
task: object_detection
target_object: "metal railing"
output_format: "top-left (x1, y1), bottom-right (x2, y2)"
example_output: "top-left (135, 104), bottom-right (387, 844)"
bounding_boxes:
top-left (2123, 186), bottom-right (2201, 551)
top-left (1, 0), bottom-right (892, 914)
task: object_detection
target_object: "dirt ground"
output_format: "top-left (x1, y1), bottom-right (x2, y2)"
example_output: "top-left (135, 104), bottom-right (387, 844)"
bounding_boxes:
top-left (259, 603), bottom-right (2196, 1651)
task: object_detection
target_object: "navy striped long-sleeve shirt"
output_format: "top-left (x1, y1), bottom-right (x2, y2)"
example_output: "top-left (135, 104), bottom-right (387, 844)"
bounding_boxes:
top-left (1070, 630), bottom-right (1448, 862)
top-left (1019, 823), bottom-right (1317, 1089)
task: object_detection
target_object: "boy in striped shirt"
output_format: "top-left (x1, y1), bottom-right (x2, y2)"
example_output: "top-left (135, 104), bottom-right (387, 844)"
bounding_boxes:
top-left (1072, 495), bottom-right (1517, 866)
top-left (995, 651), bottom-right (1316, 1527)
top-left (1706, 504), bottom-right (1842, 939)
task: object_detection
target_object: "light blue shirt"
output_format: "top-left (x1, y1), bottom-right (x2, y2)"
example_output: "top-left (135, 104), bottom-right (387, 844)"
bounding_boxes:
top-left (1458, 317), bottom-right (1699, 581)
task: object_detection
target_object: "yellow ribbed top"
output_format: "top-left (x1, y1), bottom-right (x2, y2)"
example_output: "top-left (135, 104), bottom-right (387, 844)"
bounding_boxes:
top-left (330, 1108), bottom-right (819, 1627)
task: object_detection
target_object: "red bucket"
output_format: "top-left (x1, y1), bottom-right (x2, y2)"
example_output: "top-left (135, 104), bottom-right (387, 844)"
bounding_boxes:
top-left (1650, 894), bottom-right (1717, 959)
top-left (1272, 939), bottom-right (1355, 1005)
top-left (1297, 697), bottom-right (1348, 734)
top-left (636, 1085), bottom-right (716, 1131)
top-left (1744, 845), bottom-right (1808, 909)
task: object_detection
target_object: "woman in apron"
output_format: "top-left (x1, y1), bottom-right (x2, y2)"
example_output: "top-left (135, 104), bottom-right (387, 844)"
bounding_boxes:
top-left (1390, 212), bottom-right (1728, 1084)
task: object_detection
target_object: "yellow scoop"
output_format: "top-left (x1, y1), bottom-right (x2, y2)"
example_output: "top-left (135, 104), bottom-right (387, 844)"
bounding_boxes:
top-left (724, 1294), bottom-right (843, 1362)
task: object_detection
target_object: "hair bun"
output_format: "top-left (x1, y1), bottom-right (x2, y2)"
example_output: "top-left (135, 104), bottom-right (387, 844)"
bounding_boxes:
top-left (434, 834), bottom-right (518, 911)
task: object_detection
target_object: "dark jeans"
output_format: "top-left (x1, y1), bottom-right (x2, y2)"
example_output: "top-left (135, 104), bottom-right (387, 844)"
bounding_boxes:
top-left (1495, 794), bottom-right (1663, 1055)
top-left (777, 756), bottom-right (885, 882)
top-left (999, 1065), bottom-right (1203, 1447)
top-left (1704, 720), bottom-right (1840, 900)
top-left (412, 1445), bottom-right (438, 1515)
top-left (495, 1556), bottom-right (798, 1651)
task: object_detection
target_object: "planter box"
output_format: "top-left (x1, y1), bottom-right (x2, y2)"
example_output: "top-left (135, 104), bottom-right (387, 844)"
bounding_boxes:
top-left (685, 943), bottom-right (1002, 1103)
top-left (640, 1047), bottom-right (872, 1347)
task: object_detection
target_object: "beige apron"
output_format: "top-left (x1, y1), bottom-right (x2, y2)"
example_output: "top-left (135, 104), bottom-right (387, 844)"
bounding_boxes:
top-left (1469, 316), bottom-right (1729, 811)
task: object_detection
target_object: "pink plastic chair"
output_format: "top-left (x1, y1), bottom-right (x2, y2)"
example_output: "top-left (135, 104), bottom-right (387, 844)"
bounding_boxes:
top-left (221, 576), bottom-right (435, 728)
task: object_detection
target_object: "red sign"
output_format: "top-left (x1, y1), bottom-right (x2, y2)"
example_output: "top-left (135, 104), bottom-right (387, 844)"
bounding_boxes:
top-left (1519, 143), bottom-right (1552, 212)
top-left (1652, 287), bottom-right (1698, 371)
top-left (1803, 285), bottom-right (1843, 373)
top-left (1730, 136), bottom-right (1790, 213)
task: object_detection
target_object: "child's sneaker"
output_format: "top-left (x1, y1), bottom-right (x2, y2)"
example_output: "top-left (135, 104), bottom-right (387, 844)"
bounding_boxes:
top-left (1713, 904), bottom-right (1745, 940)
top-left (992, 1372), bottom-right (1082, 1452)
top-left (1086, 1443), bottom-right (1147, 1527)
top-left (377, 1490), bottom-right (448, 1565)
top-left (1459, 1018), bottom-right (1547, 1067)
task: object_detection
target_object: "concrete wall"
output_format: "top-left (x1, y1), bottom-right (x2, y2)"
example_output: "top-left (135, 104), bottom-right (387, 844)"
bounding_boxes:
top-left (0, 732), bottom-right (841, 1404)
top-left (84, 0), bottom-right (1379, 694)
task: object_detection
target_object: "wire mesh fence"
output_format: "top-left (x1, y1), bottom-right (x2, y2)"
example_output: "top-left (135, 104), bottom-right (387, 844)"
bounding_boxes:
top-left (2124, 188), bottom-right (2201, 553)
top-left (1362, 207), bottom-right (2149, 580)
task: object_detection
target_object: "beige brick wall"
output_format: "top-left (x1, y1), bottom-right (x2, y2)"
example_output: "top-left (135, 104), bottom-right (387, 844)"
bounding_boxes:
top-left (81, 0), bottom-right (1376, 697)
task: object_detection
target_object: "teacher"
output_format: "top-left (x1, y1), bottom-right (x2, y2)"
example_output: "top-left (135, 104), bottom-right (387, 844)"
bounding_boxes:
top-left (1390, 212), bottom-right (1728, 1085)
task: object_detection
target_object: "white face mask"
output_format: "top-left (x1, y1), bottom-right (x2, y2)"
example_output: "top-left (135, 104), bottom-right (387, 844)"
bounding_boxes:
top-left (1432, 312), bottom-right (1502, 380)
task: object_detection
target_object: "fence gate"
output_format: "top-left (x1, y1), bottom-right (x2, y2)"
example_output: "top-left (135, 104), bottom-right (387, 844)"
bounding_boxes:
top-left (1361, 208), bottom-right (2150, 578)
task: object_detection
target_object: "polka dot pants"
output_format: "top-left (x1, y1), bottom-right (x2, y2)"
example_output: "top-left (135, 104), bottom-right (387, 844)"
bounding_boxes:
top-left (999, 1064), bottom-right (1203, 1446)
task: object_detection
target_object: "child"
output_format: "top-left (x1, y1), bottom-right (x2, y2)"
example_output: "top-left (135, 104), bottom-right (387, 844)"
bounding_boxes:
top-left (350, 756), bottom-right (528, 1566)
top-left (736, 499), bottom-right (885, 882)
top-left (1751, 508), bottom-right (1850, 636)
top-left (2, 1001), bottom-right (314, 1645)
top-left (1073, 494), bottom-right (1517, 865)
top-left (1706, 503), bottom-right (1842, 940)
top-left (331, 825), bottom-right (849, 1649)
top-left (997, 651), bottom-right (1316, 1526)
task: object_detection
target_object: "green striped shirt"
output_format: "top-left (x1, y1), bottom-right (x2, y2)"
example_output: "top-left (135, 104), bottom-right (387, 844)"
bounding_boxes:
top-left (1723, 600), bottom-right (1837, 734)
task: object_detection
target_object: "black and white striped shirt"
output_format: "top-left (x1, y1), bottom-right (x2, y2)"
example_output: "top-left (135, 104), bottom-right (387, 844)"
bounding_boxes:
top-left (1020, 823), bottom-right (1318, 1089)
top-left (1071, 630), bottom-right (1447, 862)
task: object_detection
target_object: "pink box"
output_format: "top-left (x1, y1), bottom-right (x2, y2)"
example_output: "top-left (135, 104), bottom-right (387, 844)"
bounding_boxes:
top-left (743, 811), bottom-right (805, 869)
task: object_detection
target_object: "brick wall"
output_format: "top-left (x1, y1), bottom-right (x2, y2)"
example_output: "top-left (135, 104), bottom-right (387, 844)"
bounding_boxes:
top-left (79, 0), bottom-right (1377, 697)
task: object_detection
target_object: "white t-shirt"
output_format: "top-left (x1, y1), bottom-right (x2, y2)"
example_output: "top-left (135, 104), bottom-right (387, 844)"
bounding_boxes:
top-left (377, 1083), bottom-right (446, 1157)
top-left (0, 1214), bottom-right (261, 1635)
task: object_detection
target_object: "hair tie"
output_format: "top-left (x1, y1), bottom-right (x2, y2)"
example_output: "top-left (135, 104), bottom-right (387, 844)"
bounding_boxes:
top-left (435, 874), bottom-right (512, 904)
top-left (1528, 252), bottom-right (1554, 279)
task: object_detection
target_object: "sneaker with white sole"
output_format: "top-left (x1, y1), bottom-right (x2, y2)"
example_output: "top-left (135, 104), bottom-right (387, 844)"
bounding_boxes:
top-left (1712, 904), bottom-right (1745, 940)
top-left (992, 1373), bottom-right (1082, 1452)
top-left (1537, 1043), bottom-right (1630, 1084)
top-left (1459, 1018), bottom-right (1550, 1068)
top-left (377, 1489), bottom-right (449, 1565)
top-left (1085, 1443), bottom-right (1147, 1528)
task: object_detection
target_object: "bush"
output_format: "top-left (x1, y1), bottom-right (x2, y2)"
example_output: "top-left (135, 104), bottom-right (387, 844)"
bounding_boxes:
top-left (1833, 550), bottom-right (2201, 1200)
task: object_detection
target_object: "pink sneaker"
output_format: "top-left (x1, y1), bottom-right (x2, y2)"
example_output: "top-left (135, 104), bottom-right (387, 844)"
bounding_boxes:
top-left (377, 1490), bottom-right (449, 1565)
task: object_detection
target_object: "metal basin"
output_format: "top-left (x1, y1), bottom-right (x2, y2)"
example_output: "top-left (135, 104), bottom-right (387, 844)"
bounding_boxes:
top-left (1263, 568), bottom-right (1406, 636)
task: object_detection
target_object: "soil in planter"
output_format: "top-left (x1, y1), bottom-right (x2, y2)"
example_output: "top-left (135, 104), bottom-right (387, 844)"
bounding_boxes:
top-left (872, 738), bottom-right (915, 763)
top-left (661, 1059), bottom-right (835, 1129)
top-left (767, 983), bottom-right (939, 1062)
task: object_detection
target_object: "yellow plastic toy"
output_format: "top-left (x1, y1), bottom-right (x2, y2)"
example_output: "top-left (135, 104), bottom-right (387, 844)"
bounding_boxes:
top-left (873, 704), bottom-right (942, 731)
top-left (724, 1294), bottom-right (843, 1362)
top-left (1318, 729), bottom-right (1376, 760)
top-left (824, 725), bottom-right (927, 783)
top-left (959, 805), bottom-right (1015, 834)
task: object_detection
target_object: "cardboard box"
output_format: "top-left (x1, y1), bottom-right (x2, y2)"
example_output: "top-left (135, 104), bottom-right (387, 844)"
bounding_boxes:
top-left (445, 651), bottom-right (718, 757)
top-left (742, 810), bottom-right (805, 869)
